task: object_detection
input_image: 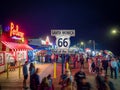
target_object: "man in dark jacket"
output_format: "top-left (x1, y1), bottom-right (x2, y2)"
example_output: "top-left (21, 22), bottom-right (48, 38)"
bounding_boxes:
top-left (23, 61), bottom-right (28, 89)
top-left (103, 75), bottom-right (115, 90)
top-left (102, 58), bottom-right (109, 75)
top-left (78, 78), bottom-right (91, 90)
top-left (74, 68), bottom-right (86, 90)
top-left (96, 71), bottom-right (105, 90)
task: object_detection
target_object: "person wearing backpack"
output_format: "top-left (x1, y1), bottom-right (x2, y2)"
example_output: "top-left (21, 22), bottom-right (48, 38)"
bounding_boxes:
top-left (30, 68), bottom-right (40, 90)
top-left (74, 68), bottom-right (86, 90)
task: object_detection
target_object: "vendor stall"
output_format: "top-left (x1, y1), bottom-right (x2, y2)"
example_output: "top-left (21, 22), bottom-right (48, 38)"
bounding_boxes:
top-left (0, 22), bottom-right (33, 73)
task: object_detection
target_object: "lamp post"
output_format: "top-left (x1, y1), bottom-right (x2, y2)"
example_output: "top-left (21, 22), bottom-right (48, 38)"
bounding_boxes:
top-left (111, 29), bottom-right (120, 35)
top-left (80, 41), bottom-right (85, 51)
top-left (93, 40), bottom-right (96, 53)
top-left (88, 40), bottom-right (96, 53)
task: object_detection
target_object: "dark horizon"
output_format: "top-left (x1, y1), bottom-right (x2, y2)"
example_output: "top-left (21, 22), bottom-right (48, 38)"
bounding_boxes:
top-left (0, 0), bottom-right (120, 55)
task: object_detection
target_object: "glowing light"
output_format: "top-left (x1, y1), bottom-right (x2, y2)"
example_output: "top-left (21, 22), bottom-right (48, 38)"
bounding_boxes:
top-left (98, 52), bottom-right (102, 55)
top-left (21, 38), bottom-right (24, 42)
top-left (86, 49), bottom-right (91, 52)
top-left (46, 36), bottom-right (50, 45)
top-left (10, 22), bottom-right (24, 39)
top-left (112, 30), bottom-right (117, 34)
top-left (12, 36), bottom-right (22, 40)
top-left (92, 51), bottom-right (95, 56)
top-left (41, 40), bottom-right (46, 45)
top-left (41, 36), bottom-right (53, 46)
top-left (80, 42), bottom-right (84, 45)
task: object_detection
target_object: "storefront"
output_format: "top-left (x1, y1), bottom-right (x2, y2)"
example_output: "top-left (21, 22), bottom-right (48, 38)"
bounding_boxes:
top-left (0, 22), bottom-right (33, 73)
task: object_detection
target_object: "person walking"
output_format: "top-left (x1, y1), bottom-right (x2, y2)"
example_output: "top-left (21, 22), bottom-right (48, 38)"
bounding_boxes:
top-left (110, 58), bottom-right (118, 79)
top-left (59, 69), bottom-right (73, 90)
top-left (91, 59), bottom-right (96, 73)
top-left (74, 68), bottom-right (86, 90)
top-left (51, 53), bottom-right (55, 63)
top-left (47, 74), bottom-right (54, 90)
top-left (103, 75), bottom-right (115, 90)
top-left (30, 68), bottom-right (41, 90)
top-left (80, 55), bottom-right (84, 69)
top-left (22, 61), bottom-right (28, 89)
top-left (102, 57), bottom-right (109, 75)
top-left (88, 57), bottom-right (92, 73)
top-left (29, 63), bottom-right (35, 76)
top-left (96, 70), bottom-right (105, 90)
top-left (29, 63), bottom-right (35, 89)
top-left (40, 77), bottom-right (50, 90)
top-left (77, 78), bottom-right (91, 90)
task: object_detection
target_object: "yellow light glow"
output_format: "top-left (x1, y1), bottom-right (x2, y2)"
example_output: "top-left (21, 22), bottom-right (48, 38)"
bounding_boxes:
top-left (81, 42), bottom-right (84, 45)
top-left (112, 30), bottom-right (117, 34)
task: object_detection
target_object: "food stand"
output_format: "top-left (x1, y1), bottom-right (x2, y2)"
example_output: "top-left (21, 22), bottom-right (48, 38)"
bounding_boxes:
top-left (0, 22), bottom-right (33, 73)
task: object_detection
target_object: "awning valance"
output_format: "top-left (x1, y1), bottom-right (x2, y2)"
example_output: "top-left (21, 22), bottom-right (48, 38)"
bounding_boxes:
top-left (1, 41), bottom-right (33, 50)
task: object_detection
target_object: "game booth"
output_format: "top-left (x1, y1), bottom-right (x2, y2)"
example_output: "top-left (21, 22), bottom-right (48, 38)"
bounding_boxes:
top-left (0, 22), bottom-right (33, 73)
top-left (28, 36), bottom-right (53, 63)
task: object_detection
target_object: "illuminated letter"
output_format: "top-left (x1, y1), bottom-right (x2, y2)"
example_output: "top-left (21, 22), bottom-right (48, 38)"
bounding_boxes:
top-left (10, 22), bottom-right (14, 36)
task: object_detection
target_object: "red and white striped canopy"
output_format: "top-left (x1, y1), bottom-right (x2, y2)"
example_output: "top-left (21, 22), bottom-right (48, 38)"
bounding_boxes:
top-left (1, 41), bottom-right (33, 51)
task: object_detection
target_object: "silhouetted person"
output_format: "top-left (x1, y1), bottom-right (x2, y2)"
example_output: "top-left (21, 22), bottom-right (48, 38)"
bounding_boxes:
top-left (22, 61), bottom-right (28, 89)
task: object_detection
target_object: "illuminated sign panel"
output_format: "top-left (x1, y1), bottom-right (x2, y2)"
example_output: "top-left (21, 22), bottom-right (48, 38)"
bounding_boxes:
top-left (10, 22), bottom-right (24, 38)
top-left (51, 30), bottom-right (75, 54)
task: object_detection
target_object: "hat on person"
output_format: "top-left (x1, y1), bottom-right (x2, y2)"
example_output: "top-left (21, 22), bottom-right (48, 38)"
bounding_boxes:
top-left (66, 69), bottom-right (70, 72)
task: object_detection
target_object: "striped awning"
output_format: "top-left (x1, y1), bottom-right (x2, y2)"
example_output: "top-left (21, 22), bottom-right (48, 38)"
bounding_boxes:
top-left (1, 41), bottom-right (33, 50)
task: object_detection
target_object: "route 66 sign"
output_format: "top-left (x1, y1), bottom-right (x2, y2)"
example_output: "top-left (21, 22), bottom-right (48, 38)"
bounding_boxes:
top-left (51, 30), bottom-right (75, 53)
top-left (56, 35), bottom-right (70, 49)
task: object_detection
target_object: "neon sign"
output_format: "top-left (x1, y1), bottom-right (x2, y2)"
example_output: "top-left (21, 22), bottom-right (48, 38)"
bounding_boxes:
top-left (10, 22), bottom-right (24, 38)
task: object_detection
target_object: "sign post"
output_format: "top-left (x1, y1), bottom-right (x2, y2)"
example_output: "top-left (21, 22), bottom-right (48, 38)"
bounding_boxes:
top-left (51, 30), bottom-right (75, 75)
top-left (7, 63), bottom-right (9, 79)
top-left (19, 61), bottom-right (21, 79)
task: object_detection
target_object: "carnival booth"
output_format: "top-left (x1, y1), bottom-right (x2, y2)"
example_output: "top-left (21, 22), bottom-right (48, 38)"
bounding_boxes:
top-left (36, 50), bottom-right (47, 63)
top-left (28, 36), bottom-right (53, 63)
top-left (0, 22), bottom-right (33, 73)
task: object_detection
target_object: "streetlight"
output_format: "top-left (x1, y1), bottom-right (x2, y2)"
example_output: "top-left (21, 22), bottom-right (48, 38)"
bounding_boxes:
top-left (111, 29), bottom-right (120, 35)
top-left (80, 41), bottom-right (85, 51)
top-left (112, 30), bottom-right (117, 34)
top-left (80, 41), bottom-right (84, 45)
top-left (88, 40), bottom-right (96, 53)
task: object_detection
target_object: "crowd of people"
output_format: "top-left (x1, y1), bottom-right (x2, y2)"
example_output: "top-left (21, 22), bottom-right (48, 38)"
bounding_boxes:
top-left (57, 53), bottom-right (119, 90)
top-left (22, 52), bottom-right (120, 90)
top-left (22, 61), bottom-right (54, 90)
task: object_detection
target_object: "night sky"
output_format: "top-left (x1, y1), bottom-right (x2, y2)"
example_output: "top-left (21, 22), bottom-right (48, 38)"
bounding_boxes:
top-left (0, 0), bottom-right (120, 55)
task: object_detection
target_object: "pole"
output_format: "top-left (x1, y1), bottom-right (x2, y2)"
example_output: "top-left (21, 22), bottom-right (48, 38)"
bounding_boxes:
top-left (19, 61), bottom-right (21, 79)
top-left (93, 40), bottom-right (96, 54)
top-left (7, 63), bottom-right (9, 79)
top-left (53, 62), bottom-right (56, 78)
top-left (83, 44), bottom-right (85, 51)
top-left (62, 54), bottom-right (65, 75)
top-left (66, 62), bottom-right (69, 70)
top-left (0, 25), bottom-right (2, 51)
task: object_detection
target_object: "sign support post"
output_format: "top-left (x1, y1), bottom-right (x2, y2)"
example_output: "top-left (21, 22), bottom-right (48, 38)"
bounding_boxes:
top-left (62, 54), bottom-right (65, 75)
top-left (53, 62), bottom-right (56, 78)
top-left (51, 30), bottom-right (75, 75)
top-left (66, 62), bottom-right (69, 70)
